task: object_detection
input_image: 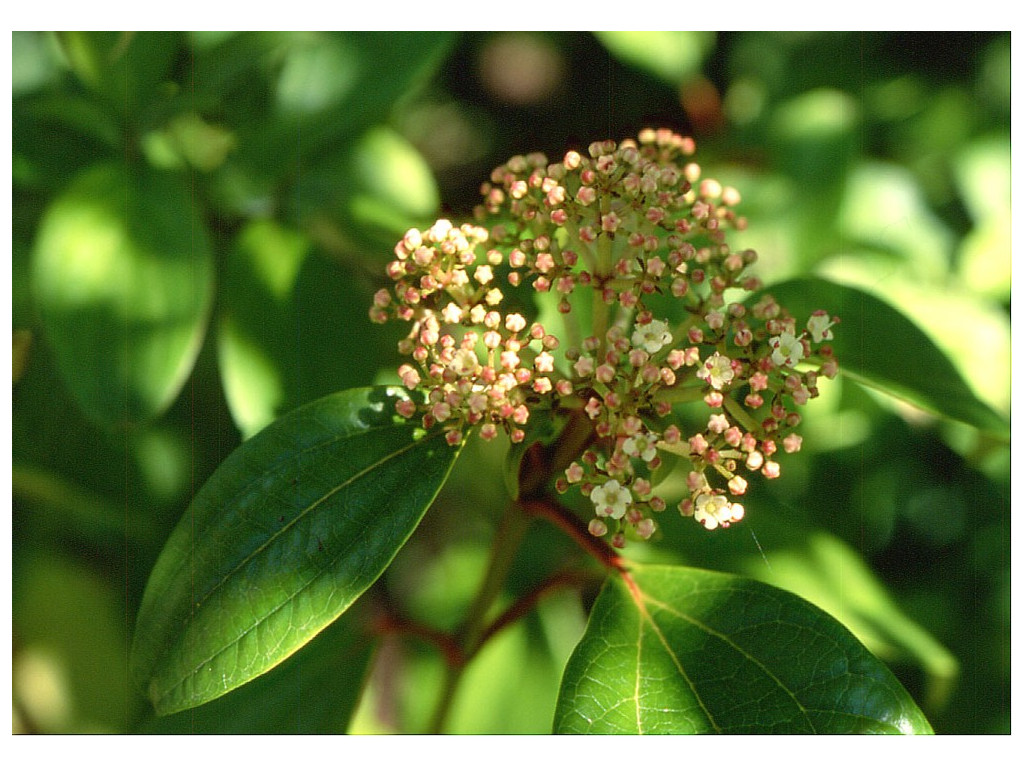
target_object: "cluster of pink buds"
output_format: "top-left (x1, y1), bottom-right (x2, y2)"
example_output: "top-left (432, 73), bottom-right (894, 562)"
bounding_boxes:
top-left (371, 129), bottom-right (838, 545)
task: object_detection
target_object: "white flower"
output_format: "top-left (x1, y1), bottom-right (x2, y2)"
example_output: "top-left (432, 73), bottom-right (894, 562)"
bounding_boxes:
top-left (769, 332), bottom-right (805, 367)
top-left (622, 431), bottom-right (658, 462)
top-left (693, 493), bottom-right (745, 530)
top-left (449, 348), bottom-right (479, 377)
top-left (534, 351), bottom-right (555, 373)
top-left (474, 265), bottom-right (494, 285)
top-left (631, 319), bottom-right (673, 354)
top-left (696, 352), bottom-right (734, 390)
top-left (591, 479), bottom-right (632, 520)
top-left (441, 302), bottom-right (463, 324)
top-left (806, 311), bottom-right (835, 343)
top-left (428, 219), bottom-right (454, 242)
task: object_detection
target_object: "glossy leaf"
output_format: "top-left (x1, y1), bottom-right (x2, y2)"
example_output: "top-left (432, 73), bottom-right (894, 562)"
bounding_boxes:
top-left (30, 163), bottom-right (214, 428)
top-left (754, 277), bottom-right (1009, 439)
top-left (137, 607), bottom-right (374, 734)
top-left (554, 564), bottom-right (933, 734)
top-left (130, 386), bottom-right (460, 716)
top-left (661, 499), bottom-right (959, 713)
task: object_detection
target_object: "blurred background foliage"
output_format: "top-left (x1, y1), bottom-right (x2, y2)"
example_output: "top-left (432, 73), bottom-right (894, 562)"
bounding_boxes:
top-left (11, 31), bottom-right (1010, 734)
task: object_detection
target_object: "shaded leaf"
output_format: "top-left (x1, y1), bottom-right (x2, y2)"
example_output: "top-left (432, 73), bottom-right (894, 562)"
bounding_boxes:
top-left (30, 163), bottom-right (214, 428)
top-left (137, 606), bottom-right (374, 734)
top-left (739, 530), bottom-right (959, 714)
top-left (216, 220), bottom-right (406, 438)
top-left (754, 277), bottom-right (1009, 439)
top-left (554, 563), bottom-right (933, 734)
top-left (130, 386), bottom-right (461, 716)
top-left (55, 32), bottom-right (179, 114)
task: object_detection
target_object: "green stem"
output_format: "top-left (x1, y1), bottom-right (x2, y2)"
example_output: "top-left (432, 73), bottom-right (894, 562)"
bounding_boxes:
top-left (592, 284), bottom-right (610, 357)
top-left (722, 394), bottom-right (761, 434)
top-left (426, 499), bottom-right (532, 733)
top-left (652, 382), bottom-right (708, 404)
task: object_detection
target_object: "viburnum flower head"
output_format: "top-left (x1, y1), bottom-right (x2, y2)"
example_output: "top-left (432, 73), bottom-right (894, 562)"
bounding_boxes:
top-left (372, 127), bottom-right (836, 543)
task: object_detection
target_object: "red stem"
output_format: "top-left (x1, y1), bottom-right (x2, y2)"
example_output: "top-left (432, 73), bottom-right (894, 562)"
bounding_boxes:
top-left (373, 613), bottom-right (464, 668)
top-left (518, 496), bottom-right (629, 573)
top-left (477, 569), bottom-right (592, 649)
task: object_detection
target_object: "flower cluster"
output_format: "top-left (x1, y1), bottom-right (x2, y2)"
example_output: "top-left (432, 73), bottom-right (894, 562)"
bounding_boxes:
top-left (371, 129), bottom-right (838, 545)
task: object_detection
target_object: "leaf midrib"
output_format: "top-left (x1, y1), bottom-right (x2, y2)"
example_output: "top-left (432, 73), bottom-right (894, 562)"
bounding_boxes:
top-left (156, 424), bottom-right (439, 703)
top-left (630, 577), bottom-right (816, 734)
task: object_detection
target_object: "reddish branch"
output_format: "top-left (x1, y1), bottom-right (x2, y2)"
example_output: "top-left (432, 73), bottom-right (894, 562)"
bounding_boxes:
top-left (374, 568), bottom-right (595, 669)
top-left (373, 613), bottom-right (465, 668)
top-left (518, 496), bottom-right (629, 573)
top-left (477, 569), bottom-right (592, 649)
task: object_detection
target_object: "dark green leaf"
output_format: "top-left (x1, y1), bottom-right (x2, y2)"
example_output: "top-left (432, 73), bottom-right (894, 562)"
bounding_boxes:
top-left (755, 277), bottom-right (1009, 439)
top-left (13, 94), bottom-right (120, 191)
top-left (55, 32), bottom-right (179, 115)
top-left (130, 386), bottom-right (460, 716)
top-left (554, 563), bottom-right (933, 734)
top-left (30, 163), bottom-right (214, 428)
top-left (137, 606), bottom-right (374, 733)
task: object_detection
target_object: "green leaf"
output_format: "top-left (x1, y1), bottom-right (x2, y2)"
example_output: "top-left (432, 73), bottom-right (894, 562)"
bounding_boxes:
top-left (55, 32), bottom-right (179, 114)
top-left (216, 220), bottom-right (408, 438)
top-left (754, 277), bottom-right (1009, 439)
top-left (136, 607), bottom-right (374, 733)
top-left (740, 530), bottom-right (959, 714)
top-left (554, 564), bottom-right (933, 734)
top-left (130, 386), bottom-right (461, 716)
top-left (268, 32), bottom-right (459, 163)
top-left (595, 31), bottom-right (715, 84)
top-left (292, 125), bottom-right (440, 255)
top-left (30, 163), bottom-right (214, 428)
top-left (13, 94), bottom-right (120, 191)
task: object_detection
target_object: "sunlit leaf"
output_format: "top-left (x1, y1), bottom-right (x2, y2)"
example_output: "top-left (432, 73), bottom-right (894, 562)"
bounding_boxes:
top-left (30, 163), bottom-right (214, 428)
top-left (272, 32), bottom-right (459, 160)
top-left (954, 136), bottom-right (1011, 300)
top-left (554, 564), bottom-right (933, 734)
top-left (130, 387), bottom-right (460, 716)
top-left (216, 220), bottom-right (310, 438)
top-left (292, 125), bottom-right (440, 255)
top-left (650, 492), bottom-right (958, 710)
top-left (596, 31), bottom-right (715, 84)
top-left (838, 162), bottom-right (952, 277)
top-left (217, 220), bottom-right (407, 438)
top-left (753, 277), bottom-right (1009, 439)
top-left (14, 552), bottom-right (137, 732)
